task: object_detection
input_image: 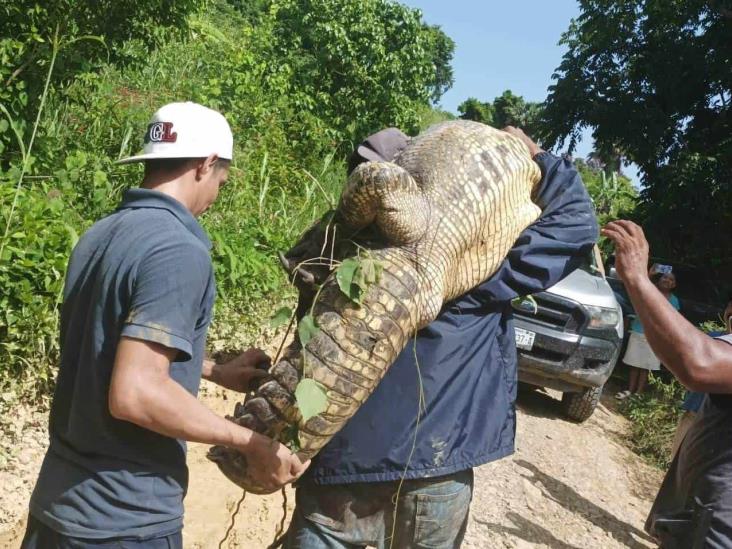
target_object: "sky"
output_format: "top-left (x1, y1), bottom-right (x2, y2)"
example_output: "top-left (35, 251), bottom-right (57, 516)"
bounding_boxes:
top-left (401, 0), bottom-right (643, 185)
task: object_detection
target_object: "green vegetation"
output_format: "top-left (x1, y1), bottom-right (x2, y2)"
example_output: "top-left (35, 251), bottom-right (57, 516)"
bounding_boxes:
top-left (621, 319), bottom-right (724, 469)
top-left (458, 90), bottom-right (544, 138)
top-left (543, 0), bottom-right (732, 279)
top-left (621, 374), bottom-right (685, 469)
top-left (576, 166), bottom-right (637, 224)
top-left (574, 160), bottom-right (638, 255)
top-left (0, 0), bottom-right (453, 398)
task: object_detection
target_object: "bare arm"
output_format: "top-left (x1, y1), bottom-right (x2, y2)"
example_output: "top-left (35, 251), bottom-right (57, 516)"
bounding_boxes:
top-left (602, 220), bottom-right (732, 392)
top-left (109, 336), bottom-right (308, 491)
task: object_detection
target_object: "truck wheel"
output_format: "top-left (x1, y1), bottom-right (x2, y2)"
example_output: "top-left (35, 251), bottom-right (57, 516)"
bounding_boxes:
top-left (561, 386), bottom-right (602, 422)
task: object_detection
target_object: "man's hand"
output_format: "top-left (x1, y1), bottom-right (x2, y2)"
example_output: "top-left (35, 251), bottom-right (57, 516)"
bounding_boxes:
top-left (503, 126), bottom-right (543, 158)
top-left (601, 220), bottom-right (650, 286)
top-left (239, 434), bottom-right (310, 492)
top-left (203, 348), bottom-right (270, 393)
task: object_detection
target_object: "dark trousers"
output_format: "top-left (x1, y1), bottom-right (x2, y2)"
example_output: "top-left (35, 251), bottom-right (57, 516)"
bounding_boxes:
top-left (21, 514), bottom-right (182, 549)
top-left (285, 469), bottom-right (473, 549)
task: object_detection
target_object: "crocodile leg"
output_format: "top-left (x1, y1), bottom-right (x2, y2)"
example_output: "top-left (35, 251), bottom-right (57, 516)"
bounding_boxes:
top-left (340, 162), bottom-right (430, 245)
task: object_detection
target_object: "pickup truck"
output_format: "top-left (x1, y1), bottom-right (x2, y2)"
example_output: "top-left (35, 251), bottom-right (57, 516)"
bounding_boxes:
top-left (512, 247), bottom-right (623, 421)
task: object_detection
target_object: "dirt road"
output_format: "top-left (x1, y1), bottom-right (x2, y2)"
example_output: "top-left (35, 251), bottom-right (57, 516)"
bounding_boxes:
top-left (0, 383), bottom-right (661, 548)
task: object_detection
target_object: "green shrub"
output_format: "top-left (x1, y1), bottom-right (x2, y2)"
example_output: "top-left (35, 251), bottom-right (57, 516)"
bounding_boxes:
top-left (0, 0), bottom-right (202, 161)
top-left (621, 374), bottom-right (686, 469)
top-left (0, 0), bottom-right (451, 399)
top-left (0, 178), bottom-right (77, 389)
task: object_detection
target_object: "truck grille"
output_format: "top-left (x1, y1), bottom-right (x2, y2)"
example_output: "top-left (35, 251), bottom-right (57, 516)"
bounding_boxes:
top-left (512, 292), bottom-right (586, 333)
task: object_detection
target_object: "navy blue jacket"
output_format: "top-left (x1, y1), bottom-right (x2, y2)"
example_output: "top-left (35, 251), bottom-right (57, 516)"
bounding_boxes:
top-left (307, 152), bottom-right (599, 484)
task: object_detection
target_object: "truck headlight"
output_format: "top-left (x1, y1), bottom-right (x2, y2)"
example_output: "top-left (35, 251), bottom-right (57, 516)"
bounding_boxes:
top-left (585, 305), bottom-right (620, 329)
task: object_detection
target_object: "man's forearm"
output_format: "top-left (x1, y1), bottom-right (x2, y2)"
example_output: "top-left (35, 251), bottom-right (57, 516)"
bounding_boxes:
top-left (625, 276), bottom-right (719, 390)
top-left (602, 220), bottom-right (732, 393)
top-left (110, 360), bottom-right (266, 451)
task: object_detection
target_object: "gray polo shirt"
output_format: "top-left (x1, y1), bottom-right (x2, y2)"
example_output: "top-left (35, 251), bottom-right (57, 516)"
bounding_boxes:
top-left (29, 189), bottom-right (216, 540)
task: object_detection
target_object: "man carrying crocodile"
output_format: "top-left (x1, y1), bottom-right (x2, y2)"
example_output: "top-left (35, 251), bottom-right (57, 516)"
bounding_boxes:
top-left (281, 126), bottom-right (599, 548)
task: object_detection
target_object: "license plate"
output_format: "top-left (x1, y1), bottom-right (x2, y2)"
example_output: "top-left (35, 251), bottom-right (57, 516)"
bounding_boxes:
top-left (515, 327), bottom-right (536, 350)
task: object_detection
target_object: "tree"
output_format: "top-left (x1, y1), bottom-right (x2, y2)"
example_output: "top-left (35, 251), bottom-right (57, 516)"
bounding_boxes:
top-left (268, 0), bottom-right (454, 143)
top-left (422, 24), bottom-right (455, 104)
top-left (226, 0), bottom-right (269, 22)
top-left (0, 0), bottom-right (201, 161)
top-left (576, 160), bottom-right (637, 219)
top-left (542, 0), bottom-right (732, 273)
top-left (491, 90), bottom-right (543, 137)
top-left (457, 97), bottom-right (493, 124)
top-left (457, 90), bottom-right (543, 137)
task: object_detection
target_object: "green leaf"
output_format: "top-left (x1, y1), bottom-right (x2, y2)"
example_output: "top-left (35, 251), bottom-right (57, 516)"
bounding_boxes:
top-left (298, 314), bottom-right (319, 346)
top-left (357, 257), bottom-right (382, 287)
top-left (63, 224), bottom-right (79, 249)
top-left (93, 170), bottom-right (108, 186)
top-left (269, 306), bottom-right (293, 329)
top-left (336, 257), bottom-right (360, 301)
top-left (511, 295), bottom-right (538, 314)
top-left (336, 256), bottom-right (383, 305)
top-left (295, 378), bottom-right (328, 421)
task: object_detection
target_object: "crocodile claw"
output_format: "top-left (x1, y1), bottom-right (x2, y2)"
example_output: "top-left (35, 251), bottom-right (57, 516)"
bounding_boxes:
top-left (206, 445), bottom-right (278, 495)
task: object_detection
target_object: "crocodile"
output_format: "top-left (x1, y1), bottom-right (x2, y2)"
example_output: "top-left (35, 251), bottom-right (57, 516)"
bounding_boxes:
top-left (207, 120), bottom-right (543, 493)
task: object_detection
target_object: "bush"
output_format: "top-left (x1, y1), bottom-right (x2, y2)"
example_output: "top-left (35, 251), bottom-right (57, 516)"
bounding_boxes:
top-left (0, 0), bottom-right (452, 398)
top-left (0, 178), bottom-right (77, 390)
top-left (0, 0), bottom-right (202, 161)
top-left (621, 374), bottom-right (685, 469)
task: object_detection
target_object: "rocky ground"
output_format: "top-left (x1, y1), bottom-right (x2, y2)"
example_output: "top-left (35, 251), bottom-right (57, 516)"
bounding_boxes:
top-left (0, 381), bottom-right (661, 549)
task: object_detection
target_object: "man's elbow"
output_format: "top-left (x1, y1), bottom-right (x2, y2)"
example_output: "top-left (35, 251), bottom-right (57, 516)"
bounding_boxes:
top-left (676, 357), bottom-right (720, 393)
top-left (109, 390), bottom-right (133, 421)
top-left (108, 386), bottom-right (147, 424)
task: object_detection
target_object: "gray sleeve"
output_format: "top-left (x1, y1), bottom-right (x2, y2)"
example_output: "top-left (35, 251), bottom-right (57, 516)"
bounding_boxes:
top-left (715, 334), bottom-right (732, 346)
top-left (121, 241), bottom-right (211, 361)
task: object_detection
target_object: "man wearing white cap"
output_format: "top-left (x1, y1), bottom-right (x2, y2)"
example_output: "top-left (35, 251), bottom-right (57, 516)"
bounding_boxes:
top-left (22, 102), bottom-right (309, 548)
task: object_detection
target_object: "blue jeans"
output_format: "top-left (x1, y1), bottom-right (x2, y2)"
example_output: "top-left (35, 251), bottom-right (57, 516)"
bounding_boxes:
top-left (284, 469), bottom-right (473, 549)
top-left (21, 514), bottom-right (182, 549)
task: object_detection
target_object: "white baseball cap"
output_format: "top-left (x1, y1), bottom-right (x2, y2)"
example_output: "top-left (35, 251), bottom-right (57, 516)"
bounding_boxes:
top-left (117, 101), bottom-right (233, 164)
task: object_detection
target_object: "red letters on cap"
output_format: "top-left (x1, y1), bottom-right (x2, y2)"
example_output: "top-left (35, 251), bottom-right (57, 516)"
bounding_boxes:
top-left (144, 122), bottom-right (178, 144)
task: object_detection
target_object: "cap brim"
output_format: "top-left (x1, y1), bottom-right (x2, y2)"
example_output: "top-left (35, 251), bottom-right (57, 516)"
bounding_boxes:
top-left (355, 144), bottom-right (386, 163)
top-left (115, 152), bottom-right (162, 165)
top-left (115, 152), bottom-right (233, 165)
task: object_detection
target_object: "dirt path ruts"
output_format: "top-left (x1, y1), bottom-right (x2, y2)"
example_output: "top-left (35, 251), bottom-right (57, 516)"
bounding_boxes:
top-left (0, 384), bottom-right (661, 548)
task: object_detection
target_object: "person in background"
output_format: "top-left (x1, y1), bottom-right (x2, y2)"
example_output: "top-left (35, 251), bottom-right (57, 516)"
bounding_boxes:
top-left (616, 271), bottom-right (680, 399)
top-left (670, 296), bottom-right (732, 457)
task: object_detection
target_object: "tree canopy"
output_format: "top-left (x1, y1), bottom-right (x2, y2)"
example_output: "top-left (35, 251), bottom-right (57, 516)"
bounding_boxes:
top-left (457, 90), bottom-right (544, 137)
top-left (268, 0), bottom-right (454, 143)
top-left (0, 0), bottom-right (456, 391)
top-left (542, 0), bottom-right (732, 273)
top-left (0, 0), bottom-right (201, 158)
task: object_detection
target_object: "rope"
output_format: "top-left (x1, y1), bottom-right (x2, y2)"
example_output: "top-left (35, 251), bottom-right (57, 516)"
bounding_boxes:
top-left (218, 490), bottom-right (247, 549)
top-left (267, 486), bottom-right (289, 549)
